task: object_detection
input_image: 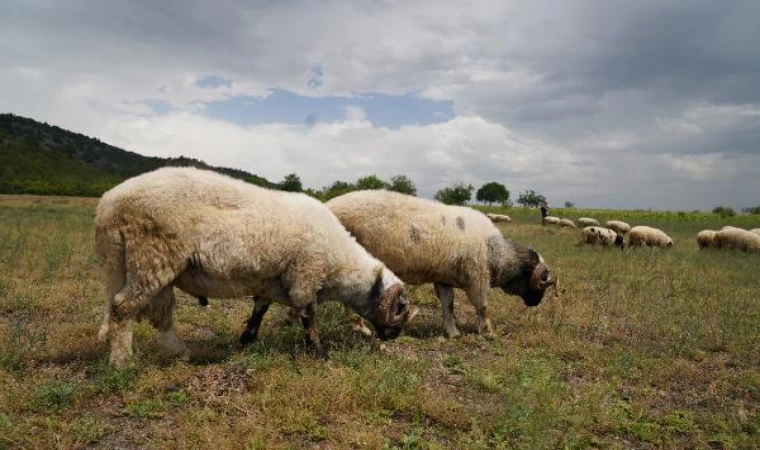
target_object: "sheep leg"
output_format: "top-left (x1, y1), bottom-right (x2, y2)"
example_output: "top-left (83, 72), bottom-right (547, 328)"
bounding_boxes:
top-left (466, 284), bottom-right (493, 335)
top-left (108, 318), bottom-right (136, 368)
top-left (434, 283), bottom-right (460, 338)
top-left (300, 301), bottom-right (328, 360)
top-left (107, 263), bottom-right (182, 366)
top-left (240, 297), bottom-right (271, 346)
top-left (145, 287), bottom-right (189, 359)
top-left (98, 268), bottom-right (125, 342)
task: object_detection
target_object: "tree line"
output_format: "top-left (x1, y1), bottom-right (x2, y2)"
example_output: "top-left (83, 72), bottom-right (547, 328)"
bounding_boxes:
top-left (275, 173), bottom-right (549, 207)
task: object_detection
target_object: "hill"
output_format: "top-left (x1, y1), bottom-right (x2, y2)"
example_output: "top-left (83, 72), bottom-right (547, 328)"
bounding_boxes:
top-left (0, 113), bottom-right (274, 196)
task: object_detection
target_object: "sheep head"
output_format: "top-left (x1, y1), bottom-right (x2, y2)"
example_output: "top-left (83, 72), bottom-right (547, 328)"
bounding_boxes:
top-left (501, 246), bottom-right (564, 306)
top-left (366, 274), bottom-right (418, 340)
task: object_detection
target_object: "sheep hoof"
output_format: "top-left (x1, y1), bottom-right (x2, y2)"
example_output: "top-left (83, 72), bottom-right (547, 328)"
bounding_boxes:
top-left (109, 351), bottom-right (133, 369)
top-left (239, 331), bottom-right (257, 346)
top-left (97, 324), bottom-right (109, 342)
top-left (444, 328), bottom-right (461, 339)
top-left (309, 344), bottom-right (329, 360)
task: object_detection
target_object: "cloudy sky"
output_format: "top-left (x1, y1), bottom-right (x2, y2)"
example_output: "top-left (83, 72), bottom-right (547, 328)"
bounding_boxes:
top-left (2, 0), bottom-right (759, 210)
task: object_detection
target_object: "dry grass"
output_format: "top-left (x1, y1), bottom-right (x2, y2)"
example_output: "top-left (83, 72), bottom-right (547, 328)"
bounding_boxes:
top-left (0, 198), bottom-right (758, 449)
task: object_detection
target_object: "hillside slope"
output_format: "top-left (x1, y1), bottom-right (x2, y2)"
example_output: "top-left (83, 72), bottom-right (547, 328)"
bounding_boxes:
top-left (0, 113), bottom-right (273, 196)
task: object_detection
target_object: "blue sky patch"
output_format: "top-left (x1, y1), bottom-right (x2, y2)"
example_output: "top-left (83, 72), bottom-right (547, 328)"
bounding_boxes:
top-left (140, 99), bottom-right (176, 115)
top-left (198, 88), bottom-right (454, 128)
top-left (196, 75), bottom-right (234, 89)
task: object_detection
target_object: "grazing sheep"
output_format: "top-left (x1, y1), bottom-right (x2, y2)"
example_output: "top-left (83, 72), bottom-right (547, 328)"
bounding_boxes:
top-left (486, 213), bottom-right (512, 223)
top-left (606, 220), bottom-right (631, 235)
top-left (696, 230), bottom-right (718, 249)
top-left (558, 218), bottom-right (576, 228)
top-left (628, 226), bottom-right (674, 248)
top-left (751, 228), bottom-right (760, 236)
top-left (713, 227), bottom-right (760, 252)
top-left (578, 226), bottom-right (624, 249)
top-left (95, 168), bottom-right (417, 367)
top-left (318, 190), bottom-right (562, 339)
top-left (577, 217), bottom-right (599, 227)
top-left (543, 216), bottom-right (560, 225)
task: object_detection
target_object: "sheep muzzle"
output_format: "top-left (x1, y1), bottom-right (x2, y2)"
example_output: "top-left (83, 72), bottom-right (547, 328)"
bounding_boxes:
top-left (530, 263), bottom-right (565, 297)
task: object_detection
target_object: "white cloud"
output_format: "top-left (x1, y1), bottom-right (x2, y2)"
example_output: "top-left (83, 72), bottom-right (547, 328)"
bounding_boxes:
top-left (1, 0), bottom-right (759, 209)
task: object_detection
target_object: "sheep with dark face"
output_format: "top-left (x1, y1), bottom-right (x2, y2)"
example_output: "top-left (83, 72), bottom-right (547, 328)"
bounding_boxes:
top-left (578, 226), bottom-right (624, 249)
top-left (95, 168), bottom-right (417, 367)
top-left (320, 190), bottom-right (562, 338)
top-left (696, 230), bottom-right (718, 249)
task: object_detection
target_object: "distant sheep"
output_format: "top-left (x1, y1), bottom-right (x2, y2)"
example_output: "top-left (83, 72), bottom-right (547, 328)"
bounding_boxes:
top-left (321, 190), bottom-right (563, 338)
top-left (577, 217), bottom-right (599, 227)
top-left (486, 213), bottom-right (512, 223)
top-left (95, 168), bottom-right (417, 367)
top-left (578, 226), bottom-right (624, 249)
top-left (628, 226), bottom-right (674, 248)
top-left (696, 230), bottom-right (718, 249)
top-left (558, 218), bottom-right (576, 228)
top-left (606, 220), bottom-right (631, 235)
top-left (714, 227), bottom-right (760, 252)
top-left (543, 216), bottom-right (560, 225)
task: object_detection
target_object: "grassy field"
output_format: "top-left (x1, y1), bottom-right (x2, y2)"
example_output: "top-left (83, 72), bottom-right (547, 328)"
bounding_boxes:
top-left (0, 194), bottom-right (758, 450)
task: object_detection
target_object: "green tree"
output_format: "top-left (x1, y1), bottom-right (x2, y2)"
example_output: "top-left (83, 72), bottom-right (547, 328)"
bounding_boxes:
top-left (475, 182), bottom-right (510, 206)
top-left (389, 174), bottom-right (417, 195)
top-left (564, 201), bottom-right (575, 208)
top-left (741, 205), bottom-right (760, 215)
top-left (278, 173), bottom-right (302, 192)
top-left (356, 174), bottom-right (388, 190)
top-left (516, 190), bottom-right (547, 208)
top-left (712, 205), bottom-right (736, 217)
top-left (434, 182), bottom-right (474, 205)
top-left (320, 180), bottom-right (356, 201)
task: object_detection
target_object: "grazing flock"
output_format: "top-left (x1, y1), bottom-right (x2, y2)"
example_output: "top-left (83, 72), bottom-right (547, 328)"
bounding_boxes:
top-left (95, 168), bottom-right (562, 367)
top-left (496, 208), bottom-right (757, 253)
top-left (537, 215), bottom-right (675, 249)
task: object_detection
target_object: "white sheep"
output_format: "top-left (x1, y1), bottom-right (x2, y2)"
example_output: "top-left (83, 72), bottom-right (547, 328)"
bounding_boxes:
top-left (558, 218), bottom-right (576, 229)
top-left (95, 167), bottom-right (417, 367)
top-left (606, 220), bottom-right (631, 235)
top-left (696, 230), bottom-right (718, 249)
top-left (627, 226), bottom-right (674, 248)
top-left (578, 226), bottom-right (624, 249)
top-left (713, 227), bottom-right (760, 252)
top-left (577, 217), bottom-right (599, 227)
top-left (486, 213), bottom-right (512, 223)
top-left (749, 228), bottom-right (760, 236)
top-left (319, 190), bottom-right (562, 338)
top-left (543, 216), bottom-right (560, 225)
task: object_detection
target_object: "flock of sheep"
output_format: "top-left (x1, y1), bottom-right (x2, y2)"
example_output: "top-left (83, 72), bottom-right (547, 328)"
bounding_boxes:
top-left (488, 212), bottom-right (759, 253)
top-left (696, 226), bottom-right (760, 252)
top-left (538, 216), bottom-right (674, 249)
top-left (95, 167), bottom-right (562, 367)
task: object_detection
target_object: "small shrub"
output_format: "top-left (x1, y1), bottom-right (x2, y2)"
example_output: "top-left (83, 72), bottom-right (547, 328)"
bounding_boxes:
top-left (33, 381), bottom-right (78, 413)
